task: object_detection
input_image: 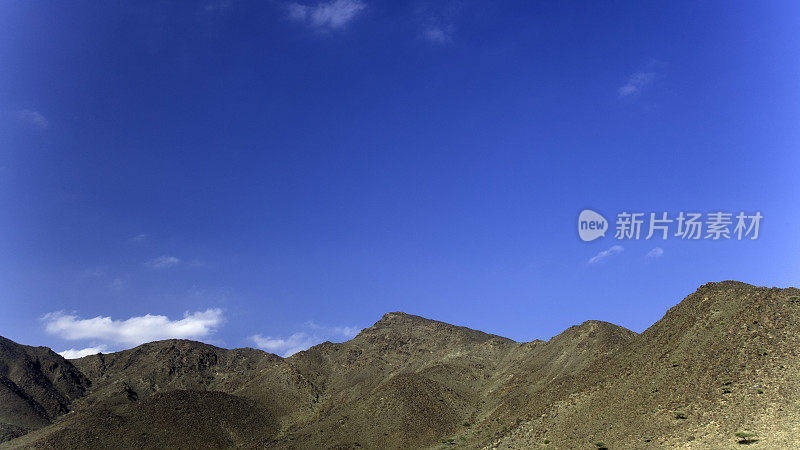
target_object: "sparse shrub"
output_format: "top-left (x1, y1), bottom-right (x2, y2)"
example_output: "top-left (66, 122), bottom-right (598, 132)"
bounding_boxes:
top-left (674, 411), bottom-right (687, 419)
top-left (595, 442), bottom-right (608, 449)
top-left (543, 438), bottom-right (551, 444)
top-left (734, 431), bottom-right (757, 444)
top-left (756, 388), bottom-right (764, 394)
top-left (462, 421), bottom-right (470, 427)
top-left (720, 379), bottom-right (733, 393)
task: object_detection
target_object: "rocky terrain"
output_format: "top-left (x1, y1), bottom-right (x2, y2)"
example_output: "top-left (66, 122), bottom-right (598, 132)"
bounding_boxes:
top-left (1, 281), bottom-right (798, 448)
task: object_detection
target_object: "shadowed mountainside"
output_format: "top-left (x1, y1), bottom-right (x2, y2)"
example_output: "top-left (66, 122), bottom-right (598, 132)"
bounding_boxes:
top-left (2, 281), bottom-right (799, 449)
top-left (0, 337), bottom-right (89, 442)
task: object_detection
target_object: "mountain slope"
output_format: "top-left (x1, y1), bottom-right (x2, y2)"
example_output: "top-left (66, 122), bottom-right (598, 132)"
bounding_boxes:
top-left (69, 340), bottom-right (280, 406)
top-left (271, 312), bottom-right (523, 449)
top-left (492, 281), bottom-right (800, 448)
top-left (10, 390), bottom-right (279, 449)
top-left (0, 337), bottom-right (89, 441)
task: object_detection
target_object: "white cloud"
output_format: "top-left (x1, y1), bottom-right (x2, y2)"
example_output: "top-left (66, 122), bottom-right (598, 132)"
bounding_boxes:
top-left (249, 320), bottom-right (360, 357)
top-left (43, 309), bottom-right (224, 346)
top-left (15, 110), bottom-right (49, 129)
top-left (288, 0), bottom-right (366, 29)
top-left (58, 345), bottom-right (109, 359)
top-left (588, 245), bottom-right (624, 264)
top-left (144, 255), bottom-right (180, 269)
top-left (132, 233), bottom-right (147, 242)
top-left (618, 71), bottom-right (655, 97)
top-left (647, 247), bottom-right (664, 258)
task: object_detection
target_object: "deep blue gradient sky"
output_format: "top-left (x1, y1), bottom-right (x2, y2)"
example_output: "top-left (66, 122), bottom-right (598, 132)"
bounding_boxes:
top-left (1, 1), bottom-right (798, 356)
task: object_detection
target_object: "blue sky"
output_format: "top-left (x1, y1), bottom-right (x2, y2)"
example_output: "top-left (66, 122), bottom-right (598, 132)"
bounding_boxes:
top-left (1, 1), bottom-right (798, 357)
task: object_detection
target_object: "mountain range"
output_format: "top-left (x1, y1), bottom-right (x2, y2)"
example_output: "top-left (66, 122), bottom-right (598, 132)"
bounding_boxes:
top-left (1, 281), bottom-right (798, 448)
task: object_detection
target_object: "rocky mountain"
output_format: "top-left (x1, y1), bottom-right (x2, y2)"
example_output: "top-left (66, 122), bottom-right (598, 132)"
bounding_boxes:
top-left (0, 337), bottom-right (89, 442)
top-left (492, 281), bottom-right (800, 448)
top-left (1, 281), bottom-right (798, 448)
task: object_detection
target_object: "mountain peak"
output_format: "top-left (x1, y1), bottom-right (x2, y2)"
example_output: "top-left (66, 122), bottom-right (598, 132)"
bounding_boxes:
top-left (378, 311), bottom-right (413, 321)
top-left (548, 319), bottom-right (636, 351)
top-left (364, 311), bottom-right (515, 345)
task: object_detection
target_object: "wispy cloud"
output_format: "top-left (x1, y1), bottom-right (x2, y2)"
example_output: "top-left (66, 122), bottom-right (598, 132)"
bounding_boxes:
top-left (132, 233), bottom-right (147, 243)
top-left (588, 245), bottom-right (624, 264)
top-left (249, 320), bottom-right (360, 357)
top-left (43, 309), bottom-right (224, 347)
top-left (109, 276), bottom-right (128, 290)
top-left (288, 0), bottom-right (366, 30)
top-left (80, 267), bottom-right (106, 278)
top-left (618, 72), bottom-right (655, 97)
top-left (304, 320), bottom-right (359, 337)
top-left (144, 255), bottom-right (180, 269)
top-left (203, 0), bottom-right (233, 12)
top-left (423, 25), bottom-right (453, 44)
top-left (59, 345), bottom-right (109, 359)
top-left (618, 61), bottom-right (665, 98)
top-left (250, 333), bottom-right (317, 357)
top-left (646, 247), bottom-right (664, 259)
top-left (415, 2), bottom-right (459, 45)
top-left (15, 109), bottom-right (49, 129)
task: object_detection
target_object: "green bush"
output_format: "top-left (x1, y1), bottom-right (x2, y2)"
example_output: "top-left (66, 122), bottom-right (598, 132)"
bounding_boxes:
top-left (734, 431), bottom-right (757, 444)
